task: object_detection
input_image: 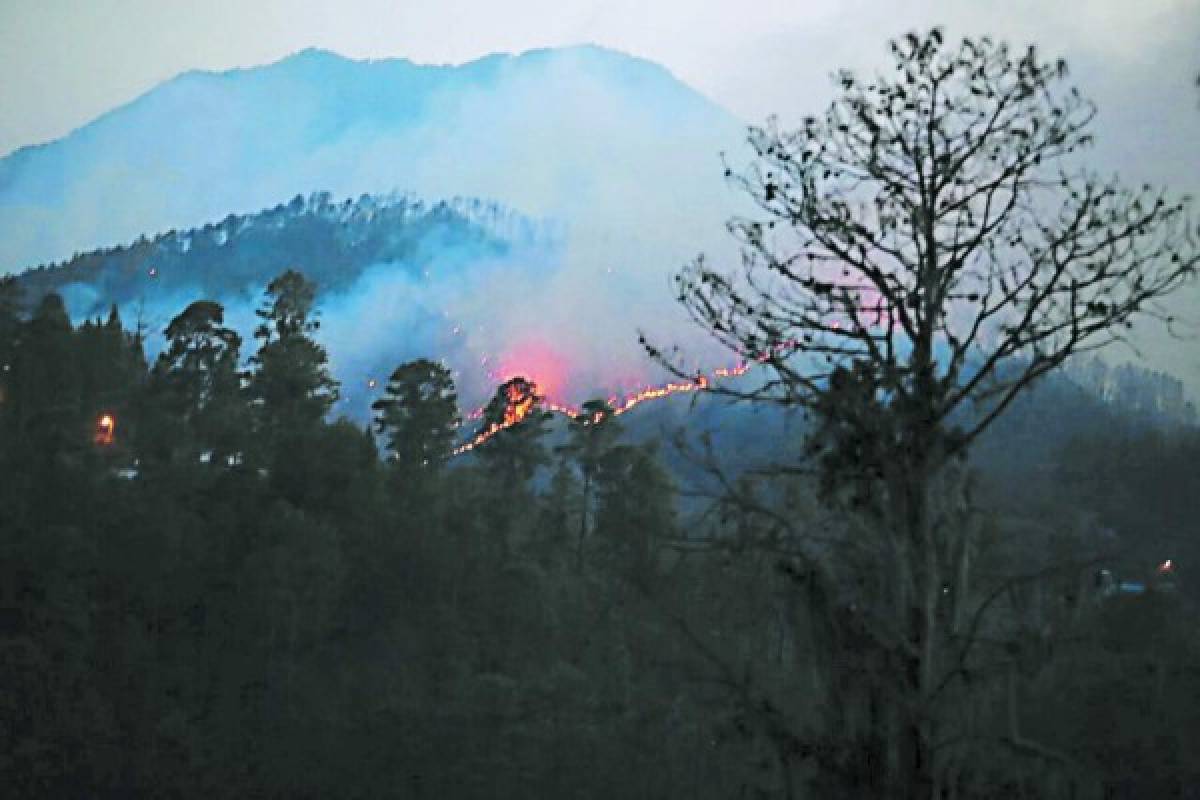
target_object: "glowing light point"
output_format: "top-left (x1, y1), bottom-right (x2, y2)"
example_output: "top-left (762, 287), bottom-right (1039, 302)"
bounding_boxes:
top-left (367, 378), bottom-right (378, 389)
top-left (95, 413), bottom-right (116, 446)
top-left (148, 266), bottom-right (158, 277)
top-left (1158, 559), bottom-right (1174, 574)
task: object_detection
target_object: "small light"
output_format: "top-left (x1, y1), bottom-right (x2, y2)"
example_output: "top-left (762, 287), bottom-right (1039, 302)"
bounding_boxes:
top-left (367, 379), bottom-right (377, 389)
top-left (95, 413), bottom-right (116, 445)
top-left (148, 266), bottom-right (158, 277)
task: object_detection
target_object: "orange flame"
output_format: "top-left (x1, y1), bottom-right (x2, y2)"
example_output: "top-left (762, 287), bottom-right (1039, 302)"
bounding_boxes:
top-left (502, 382), bottom-right (537, 426)
top-left (95, 413), bottom-right (116, 446)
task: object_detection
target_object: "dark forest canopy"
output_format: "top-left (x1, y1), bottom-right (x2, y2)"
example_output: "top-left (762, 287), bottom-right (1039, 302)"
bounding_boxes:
top-left (2, 264), bottom-right (1198, 798)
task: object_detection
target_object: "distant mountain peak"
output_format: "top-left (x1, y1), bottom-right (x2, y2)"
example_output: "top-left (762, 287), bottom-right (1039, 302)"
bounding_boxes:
top-left (288, 46), bottom-right (347, 61)
top-left (0, 42), bottom-right (742, 272)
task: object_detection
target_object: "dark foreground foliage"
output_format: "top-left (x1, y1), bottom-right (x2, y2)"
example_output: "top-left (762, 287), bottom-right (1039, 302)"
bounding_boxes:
top-left (2, 270), bottom-right (1198, 799)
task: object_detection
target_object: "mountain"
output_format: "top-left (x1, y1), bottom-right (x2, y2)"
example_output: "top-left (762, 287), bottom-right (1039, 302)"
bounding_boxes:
top-left (0, 45), bottom-right (744, 273)
top-left (0, 45), bottom-right (751, 418)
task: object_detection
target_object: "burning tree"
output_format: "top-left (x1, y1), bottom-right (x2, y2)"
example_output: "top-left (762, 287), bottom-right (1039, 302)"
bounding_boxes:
top-left (661, 29), bottom-right (1198, 798)
top-left (476, 376), bottom-right (551, 484)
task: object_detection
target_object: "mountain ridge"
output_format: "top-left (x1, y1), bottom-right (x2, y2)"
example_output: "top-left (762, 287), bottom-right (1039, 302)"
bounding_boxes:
top-left (0, 44), bottom-right (697, 162)
top-left (0, 43), bottom-right (743, 273)
top-left (12, 190), bottom-right (560, 305)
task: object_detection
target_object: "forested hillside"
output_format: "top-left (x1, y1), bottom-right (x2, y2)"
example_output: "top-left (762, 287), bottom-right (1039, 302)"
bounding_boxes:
top-left (13, 191), bottom-right (558, 318)
top-left (2, 268), bottom-right (1198, 797)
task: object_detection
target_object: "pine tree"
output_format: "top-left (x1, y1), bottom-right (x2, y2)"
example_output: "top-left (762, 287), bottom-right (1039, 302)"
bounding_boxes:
top-left (557, 398), bottom-right (622, 570)
top-left (146, 300), bottom-right (245, 468)
top-left (372, 358), bottom-right (460, 480)
top-left (248, 270), bottom-right (339, 442)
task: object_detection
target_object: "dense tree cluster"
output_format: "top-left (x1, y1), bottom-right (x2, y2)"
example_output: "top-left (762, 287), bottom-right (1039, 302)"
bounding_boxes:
top-left (2, 266), bottom-right (1198, 798)
top-left (0, 270), bottom-right (743, 797)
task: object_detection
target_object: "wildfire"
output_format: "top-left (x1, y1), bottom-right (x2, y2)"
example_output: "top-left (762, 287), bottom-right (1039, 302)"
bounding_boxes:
top-left (446, 335), bottom-right (808, 458)
top-left (450, 359), bottom-right (759, 457)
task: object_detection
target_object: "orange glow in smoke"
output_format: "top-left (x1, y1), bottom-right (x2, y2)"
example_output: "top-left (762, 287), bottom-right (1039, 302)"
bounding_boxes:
top-left (487, 340), bottom-right (568, 400)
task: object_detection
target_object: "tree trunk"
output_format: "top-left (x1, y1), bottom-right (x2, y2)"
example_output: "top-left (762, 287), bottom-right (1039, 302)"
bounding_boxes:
top-left (895, 461), bottom-right (939, 800)
top-left (576, 472), bottom-right (591, 572)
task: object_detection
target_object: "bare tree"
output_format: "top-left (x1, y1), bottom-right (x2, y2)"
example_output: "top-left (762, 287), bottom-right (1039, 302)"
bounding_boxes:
top-left (655, 28), bottom-right (1198, 798)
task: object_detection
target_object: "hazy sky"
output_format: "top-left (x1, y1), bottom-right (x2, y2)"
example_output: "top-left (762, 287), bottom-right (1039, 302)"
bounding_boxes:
top-left (2, 0), bottom-right (1196, 158)
top-left (2, 0), bottom-right (1198, 390)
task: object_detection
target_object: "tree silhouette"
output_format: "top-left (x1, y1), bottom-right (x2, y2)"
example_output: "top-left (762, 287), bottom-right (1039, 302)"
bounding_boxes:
top-left (593, 443), bottom-right (675, 582)
top-left (372, 358), bottom-right (460, 480)
top-left (0, 277), bottom-right (24, 429)
top-left (248, 270), bottom-right (339, 437)
top-left (661, 28), bottom-right (1199, 798)
top-left (148, 300), bottom-right (245, 468)
top-left (557, 398), bottom-right (622, 570)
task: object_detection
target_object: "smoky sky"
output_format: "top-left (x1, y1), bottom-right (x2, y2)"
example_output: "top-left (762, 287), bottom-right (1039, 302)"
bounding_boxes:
top-left (2, 0), bottom-right (1198, 394)
top-left (3, 0), bottom-right (1196, 160)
